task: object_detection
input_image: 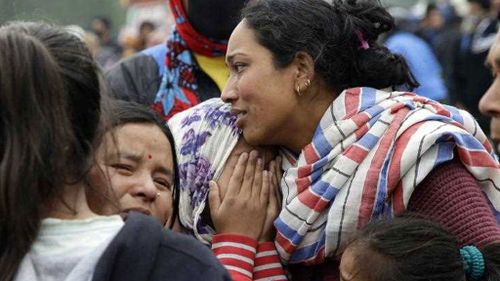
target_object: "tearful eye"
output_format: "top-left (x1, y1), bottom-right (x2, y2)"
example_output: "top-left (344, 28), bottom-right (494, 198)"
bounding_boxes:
top-left (110, 163), bottom-right (134, 175)
top-left (154, 178), bottom-right (172, 191)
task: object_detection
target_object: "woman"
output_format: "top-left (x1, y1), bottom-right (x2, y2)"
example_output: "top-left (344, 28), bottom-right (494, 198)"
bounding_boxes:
top-left (89, 100), bottom-right (180, 229)
top-left (168, 98), bottom-right (288, 281)
top-left (0, 22), bottom-right (229, 281)
top-left (221, 0), bottom-right (500, 278)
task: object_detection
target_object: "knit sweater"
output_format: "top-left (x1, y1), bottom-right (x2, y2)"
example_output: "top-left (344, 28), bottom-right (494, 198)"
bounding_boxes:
top-left (212, 234), bottom-right (288, 281)
top-left (288, 159), bottom-right (500, 281)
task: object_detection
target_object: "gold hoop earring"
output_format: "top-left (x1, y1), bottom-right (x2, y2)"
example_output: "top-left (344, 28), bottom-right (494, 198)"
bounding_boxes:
top-left (296, 85), bottom-right (302, 96)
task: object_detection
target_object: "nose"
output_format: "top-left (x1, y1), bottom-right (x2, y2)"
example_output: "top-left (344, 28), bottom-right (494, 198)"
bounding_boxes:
top-left (130, 175), bottom-right (158, 201)
top-left (479, 78), bottom-right (500, 118)
top-left (221, 76), bottom-right (238, 103)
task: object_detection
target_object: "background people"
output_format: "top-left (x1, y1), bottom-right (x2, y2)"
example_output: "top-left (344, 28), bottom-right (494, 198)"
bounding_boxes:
top-left (106, 0), bottom-right (247, 120)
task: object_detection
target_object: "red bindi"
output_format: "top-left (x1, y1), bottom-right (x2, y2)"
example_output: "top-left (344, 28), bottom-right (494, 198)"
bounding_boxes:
top-left (148, 154), bottom-right (152, 160)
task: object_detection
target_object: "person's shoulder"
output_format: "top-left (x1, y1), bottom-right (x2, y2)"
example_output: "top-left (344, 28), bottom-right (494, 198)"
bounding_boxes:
top-left (104, 50), bottom-right (161, 104)
top-left (125, 213), bottom-right (230, 281)
top-left (159, 228), bottom-right (225, 269)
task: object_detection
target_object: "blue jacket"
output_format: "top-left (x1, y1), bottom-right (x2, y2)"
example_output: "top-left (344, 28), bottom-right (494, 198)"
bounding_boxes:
top-left (386, 31), bottom-right (449, 102)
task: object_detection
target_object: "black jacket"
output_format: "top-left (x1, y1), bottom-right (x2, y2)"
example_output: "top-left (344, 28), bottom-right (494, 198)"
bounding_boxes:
top-left (105, 44), bottom-right (220, 107)
top-left (92, 212), bottom-right (231, 281)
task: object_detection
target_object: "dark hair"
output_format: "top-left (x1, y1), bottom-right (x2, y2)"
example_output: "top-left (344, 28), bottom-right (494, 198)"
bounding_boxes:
top-left (0, 22), bottom-right (101, 281)
top-left (347, 216), bottom-right (500, 281)
top-left (106, 100), bottom-right (180, 229)
top-left (425, 3), bottom-right (439, 16)
top-left (93, 16), bottom-right (112, 30)
top-left (467, 0), bottom-right (491, 11)
top-left (242, 0), bottom-right (419, 93)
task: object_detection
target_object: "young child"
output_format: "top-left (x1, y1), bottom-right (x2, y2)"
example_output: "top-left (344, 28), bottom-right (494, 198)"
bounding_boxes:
top-left (340, 216), bottom-right (500, 281)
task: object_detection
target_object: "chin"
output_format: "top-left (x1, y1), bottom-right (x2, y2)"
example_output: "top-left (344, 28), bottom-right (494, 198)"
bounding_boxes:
top-left (242, 129), bottom-right (260, 146)
top-left (243, 128), bottom-right (270, 147)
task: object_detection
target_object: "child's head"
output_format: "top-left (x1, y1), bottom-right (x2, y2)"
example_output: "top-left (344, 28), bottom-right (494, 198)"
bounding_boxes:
top-left (341, 216), bottom-right (499, 281)
top-left (0, 21), bottom-right (101, 281)
top-left (167, 98), bottom-right (277, 243)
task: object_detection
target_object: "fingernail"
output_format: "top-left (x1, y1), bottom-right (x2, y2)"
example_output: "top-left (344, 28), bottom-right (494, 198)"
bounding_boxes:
top-left (250, 150), bottom-right (259, 159)
top-left (240, 152), bottom-right (248, 161)
top-left (208, 181), bottom-right (215, 188)
top-left (257, 158), bottom-right (263, 166)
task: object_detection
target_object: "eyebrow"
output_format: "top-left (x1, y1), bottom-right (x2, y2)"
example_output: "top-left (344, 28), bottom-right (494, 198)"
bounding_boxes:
top-left (106, 152), bottom-right (142, 162)
top-left (226, 52), bottom-right (247, 65)
top-left (106, 151), bottom-right (174, 176)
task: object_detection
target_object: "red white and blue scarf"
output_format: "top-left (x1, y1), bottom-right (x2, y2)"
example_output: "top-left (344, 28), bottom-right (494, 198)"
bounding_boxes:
top-left (275, 87), bottom-right (500, 264)
top-left (152, 0), bottom-right (227, 120)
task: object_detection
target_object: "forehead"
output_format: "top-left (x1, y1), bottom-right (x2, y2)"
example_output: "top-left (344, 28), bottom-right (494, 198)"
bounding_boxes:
top-left (227, 20), bottom-right (262, 55)
top-left (111, 123), bottom-right (173, 158)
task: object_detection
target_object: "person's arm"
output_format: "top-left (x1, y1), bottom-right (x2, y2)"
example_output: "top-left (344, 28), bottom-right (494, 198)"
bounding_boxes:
top-left (208, 151), bottom-right (274, 281)
top-left (211, 234), bottom-right (258, 281)
top-left (408, 158), bottom-right (500, 247)
top-left (253, 242), bottom-right (288, 281)
top-left (252, 157), bottom-right (288, 281)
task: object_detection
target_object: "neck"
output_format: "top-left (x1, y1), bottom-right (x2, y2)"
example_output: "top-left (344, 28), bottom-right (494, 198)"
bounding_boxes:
top-left (45, 182), bottom-right (98, 220)
top-left (285, 83), bottom-right (336, 153)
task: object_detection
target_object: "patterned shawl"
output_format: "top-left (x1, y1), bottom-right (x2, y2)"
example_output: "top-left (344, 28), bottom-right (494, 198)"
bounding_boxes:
top-left (168, 98), bottom-right (240, 244)
top-left (276, 87), bottom-right (500, 264)
top-left (152, 0), bottom-right (227, 121)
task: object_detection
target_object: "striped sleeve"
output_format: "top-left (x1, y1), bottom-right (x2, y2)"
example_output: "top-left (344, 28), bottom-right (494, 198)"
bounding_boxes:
top-left (253, 242), bottom-right (288, 281)
top-left (211, 233), bottom-right (258, 281)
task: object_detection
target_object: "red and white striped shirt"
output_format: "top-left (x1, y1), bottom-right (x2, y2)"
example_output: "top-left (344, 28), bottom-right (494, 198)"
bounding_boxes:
top-left (212, 234), bottom-right (287, 281)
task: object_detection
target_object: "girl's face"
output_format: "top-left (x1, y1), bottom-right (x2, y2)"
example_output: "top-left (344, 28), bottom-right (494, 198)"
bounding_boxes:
top-left (221, 20), bottom-right (301, 148)
top-left (90, 123), bottom-right (175, 225)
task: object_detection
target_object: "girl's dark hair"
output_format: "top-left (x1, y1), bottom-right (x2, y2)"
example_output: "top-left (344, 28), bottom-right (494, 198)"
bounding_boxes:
top-left (0, 22), bottom-right (101, 281)
top-left (106, 100), bottom-right (180, 229)
top-left (348, 216), bottom-right (500, 281)
top-left (242, 0), bottom-right (419, 93)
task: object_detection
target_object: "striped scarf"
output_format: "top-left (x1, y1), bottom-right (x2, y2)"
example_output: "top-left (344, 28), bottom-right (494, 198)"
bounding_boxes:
top-left (152, 0), bottom-right (227, 121)
top-left (275, 87), bottom-right (500, 264)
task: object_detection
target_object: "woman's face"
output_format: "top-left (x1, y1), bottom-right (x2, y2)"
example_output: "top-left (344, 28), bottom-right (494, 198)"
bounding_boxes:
top-left (90, 123), bottom-right (175, 225)
top-left (216, 138), bottom-right (277, 199)
top-left (221, 20), bottom-right (300, 147)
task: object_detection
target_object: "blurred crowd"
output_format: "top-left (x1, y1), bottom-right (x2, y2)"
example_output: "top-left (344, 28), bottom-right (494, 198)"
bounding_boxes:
top-left (383, 0), bottom-right (499, 136)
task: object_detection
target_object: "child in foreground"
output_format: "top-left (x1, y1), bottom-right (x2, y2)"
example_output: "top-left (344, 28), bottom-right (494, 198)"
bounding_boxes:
top-left (340, 216), bottom-right (500, 281)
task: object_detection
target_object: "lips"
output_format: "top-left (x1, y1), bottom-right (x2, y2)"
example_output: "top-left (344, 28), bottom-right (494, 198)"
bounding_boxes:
top-left (230, 107), bottom-right (247, 128)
